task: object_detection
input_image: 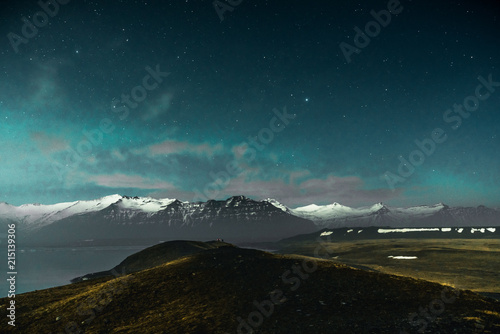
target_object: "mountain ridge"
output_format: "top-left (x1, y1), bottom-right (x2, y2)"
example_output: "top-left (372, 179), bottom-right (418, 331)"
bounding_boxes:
top-left (3, 194), bottom-right (498, 227)
top-left (1, 195), bottom-right (499, 246)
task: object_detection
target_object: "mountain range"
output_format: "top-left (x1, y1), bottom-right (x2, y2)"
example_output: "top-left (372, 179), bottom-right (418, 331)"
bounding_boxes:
top-left (1, 194), bottom-right (499, 246)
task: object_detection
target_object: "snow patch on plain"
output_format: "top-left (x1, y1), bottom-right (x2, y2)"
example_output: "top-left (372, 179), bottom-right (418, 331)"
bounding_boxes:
top-left (378, 228), bottom-right (440, 234)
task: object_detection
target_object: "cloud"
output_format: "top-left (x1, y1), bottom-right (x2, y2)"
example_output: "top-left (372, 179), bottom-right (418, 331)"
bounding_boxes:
top-left (141, 93), bottom-right (174, 121)
top-left (30, 131), bottom-right (69, 155)
top-left (24, 60), bottom-right (69, 113)
top-left (87, 173), bottom-right (175, 190)
top-left (138, 139), bottom-right (224, 157)
top-left (147, 165), bottom-right (401, 207)
top-left (110, 149), bottom-right (127, 161)
top-left (220, 173), bottom-right (401, 207)
top-left (231, 143), bottom-right (247, 159)
top-left (289, 170), bottom-right (311, 183)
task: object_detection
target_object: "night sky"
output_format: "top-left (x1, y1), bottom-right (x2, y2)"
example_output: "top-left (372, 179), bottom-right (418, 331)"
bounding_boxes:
top-left (1, 0), bottom-right (499, 208)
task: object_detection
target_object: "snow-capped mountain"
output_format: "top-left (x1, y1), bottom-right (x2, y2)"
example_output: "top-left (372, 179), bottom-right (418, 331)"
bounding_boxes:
top-left (0, 195), bottom-right (177, 230)
top-left (288, 201), bottom-right (500, 228)
top-left (262, 198), bottom-right (292, 214)
top-left (1, 195), bottom-right (499, 246)
top-left (290, 202), bottom-right (388, 221)
top-left (1, 195), bottom-right (315, 245)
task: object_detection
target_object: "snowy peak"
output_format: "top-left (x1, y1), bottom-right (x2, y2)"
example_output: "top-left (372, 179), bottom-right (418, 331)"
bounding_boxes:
top-left (370, 203), bottom-right (390, 214)
top-left (295, 201), bottom-right (500, 229)
top-left (263, 198), bottom-right (290, 213)
top-left (293, 202), bottom-right (348, 213)
top-left (2, 195), bottom-right (499, 234)
top-left (290, 201), bottom-right (462, 225)
top-left (114, 196), bottom-right (177, 213)
top-left (370, 202), bottom-right (385, 210)
top-left (225, 195), bottom-right (252, 207)
top-left (392, 203), bottom-right (448, 216)
top-left (0, 194), bottom-right (182, 230)
top-left (0, 202), bottom-right (16, 213)
top-left (0, 194), bottom-right (123, 229)
top-left (292, 202), bottom-right (367, 221)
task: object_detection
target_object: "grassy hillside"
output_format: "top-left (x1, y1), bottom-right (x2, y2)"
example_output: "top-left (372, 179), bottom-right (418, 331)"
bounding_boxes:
top-left (278, 238), bottom-right (500, 298)
top-left (71, 240), bottom-right (230, 282)
top-left (1, 242), bottom-right (499, 333)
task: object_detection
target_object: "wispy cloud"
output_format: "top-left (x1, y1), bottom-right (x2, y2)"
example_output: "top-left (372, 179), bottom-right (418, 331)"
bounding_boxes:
top-left (30, 131), bottom-right (69, 156)
top-left (87, 173), bottom-right (175, 190)
top-left (24, 60), bottom-right (69, 113)
top-left (221, 173), bottom-right (401, 207)
top-left (141, 93), bottom-right (174, 121)
top-left (110, 149), bottom-right (127, 162)
top-left (136, 139), bottom-right (224, 157)
top-left (148, 165), bottom-right (401, 207)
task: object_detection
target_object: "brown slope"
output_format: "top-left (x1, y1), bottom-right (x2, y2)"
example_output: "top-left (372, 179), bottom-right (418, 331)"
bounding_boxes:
top-left (72, 240), bottom-right (231, 282)
top-left (1, 245), bottom-right (500, 333)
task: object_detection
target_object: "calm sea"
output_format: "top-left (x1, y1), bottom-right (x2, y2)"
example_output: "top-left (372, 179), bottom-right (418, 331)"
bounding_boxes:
top-left (1, 245), bottom-right (149, 297)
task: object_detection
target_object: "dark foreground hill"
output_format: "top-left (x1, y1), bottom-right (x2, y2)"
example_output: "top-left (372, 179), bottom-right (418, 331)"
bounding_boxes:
top-left (71, 240), bottom-right (231, 282)
top-left (1, 242), bottom-right (499, 333)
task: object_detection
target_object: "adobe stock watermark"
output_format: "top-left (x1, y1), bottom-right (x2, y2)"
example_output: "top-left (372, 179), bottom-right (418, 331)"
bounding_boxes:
top-left (340, 0), bottom-right (403, 64)
top-left (7, 0), bottom-right (70, 54)
top-left (398, 284), bottom-right (460, 333)
top-left (382, 74), bottom-right (499, 191)
top-left (228, 235), bottom-right (335, 334)
top-left (192, 106), bottom-right (296, 202)
top-left (213, 0), bottom-right (243, 22)
top-left (51, 65), bottom-right (170, 181)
